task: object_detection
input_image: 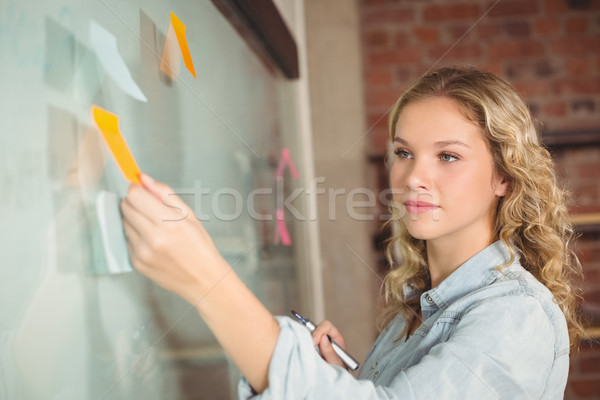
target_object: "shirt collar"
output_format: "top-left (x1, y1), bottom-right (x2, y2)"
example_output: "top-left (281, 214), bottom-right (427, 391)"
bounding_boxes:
top-left (421, 240), bottom-right (518, 312)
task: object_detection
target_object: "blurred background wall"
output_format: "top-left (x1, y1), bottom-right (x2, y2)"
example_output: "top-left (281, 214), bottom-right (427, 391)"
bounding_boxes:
top-left (355, 0), bottom-right (600, 398)
top-left (305, 0), bottom-right (599, 398)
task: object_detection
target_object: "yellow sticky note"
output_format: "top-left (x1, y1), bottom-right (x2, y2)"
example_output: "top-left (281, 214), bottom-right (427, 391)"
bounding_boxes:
top-left (91, 105), bottom-right (141, 184)
top-left (170, 12), bottom-right (196, 78)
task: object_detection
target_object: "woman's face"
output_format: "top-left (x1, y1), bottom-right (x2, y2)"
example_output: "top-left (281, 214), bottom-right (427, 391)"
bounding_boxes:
top-left (390, 97), bottom-right (508, 246)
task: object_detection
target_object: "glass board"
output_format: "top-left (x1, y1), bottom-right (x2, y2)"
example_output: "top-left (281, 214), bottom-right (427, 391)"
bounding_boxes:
top-left (0, 1), bottom-right (308, 398)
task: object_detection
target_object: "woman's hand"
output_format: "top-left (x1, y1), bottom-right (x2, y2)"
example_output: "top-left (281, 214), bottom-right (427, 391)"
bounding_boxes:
top-left (120, 173), bottom-right (229, 305)
top-left (312, 320), bottom-right (348, 369)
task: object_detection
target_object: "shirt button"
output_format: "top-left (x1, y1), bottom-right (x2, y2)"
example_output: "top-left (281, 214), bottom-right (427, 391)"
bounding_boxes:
top-left (373, 371), bottom-right (380, 379)
top-left (426, 295), bottom-right (433, 303)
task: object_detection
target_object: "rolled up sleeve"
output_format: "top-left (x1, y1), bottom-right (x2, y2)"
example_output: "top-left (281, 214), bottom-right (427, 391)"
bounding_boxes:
top-left (238, 317), bottom-right (399, 400)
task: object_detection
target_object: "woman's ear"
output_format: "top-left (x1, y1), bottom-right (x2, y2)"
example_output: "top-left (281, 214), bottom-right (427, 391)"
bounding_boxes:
top-left (494, 176), bottom-right (510, 197)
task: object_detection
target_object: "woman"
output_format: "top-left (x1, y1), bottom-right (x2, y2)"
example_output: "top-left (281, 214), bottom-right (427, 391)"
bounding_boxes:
top-left (121, 67), bottom-right (585, 399)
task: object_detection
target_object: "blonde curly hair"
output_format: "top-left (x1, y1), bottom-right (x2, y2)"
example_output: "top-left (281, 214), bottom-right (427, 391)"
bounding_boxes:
top-left (381, 66), bottom-right (586, 349)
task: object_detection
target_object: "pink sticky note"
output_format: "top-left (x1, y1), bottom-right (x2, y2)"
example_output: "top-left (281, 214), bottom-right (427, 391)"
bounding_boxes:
top-left (276, 148), bottom-right (299, 179)
top-left (274, 209), bottom-right (292, 246)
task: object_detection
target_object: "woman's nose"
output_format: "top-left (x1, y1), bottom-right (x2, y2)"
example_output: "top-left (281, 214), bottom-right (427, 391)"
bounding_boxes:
top-left (404, 158), bottom-right (430, 192)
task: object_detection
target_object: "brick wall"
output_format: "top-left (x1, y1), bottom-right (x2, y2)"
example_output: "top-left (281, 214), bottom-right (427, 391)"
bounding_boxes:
top-left (359, 0), bottom-right (600, 398)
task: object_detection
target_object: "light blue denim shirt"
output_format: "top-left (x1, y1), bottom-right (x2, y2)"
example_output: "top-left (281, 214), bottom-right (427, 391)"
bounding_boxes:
top-left (239, 241), bottom-right (570, 399)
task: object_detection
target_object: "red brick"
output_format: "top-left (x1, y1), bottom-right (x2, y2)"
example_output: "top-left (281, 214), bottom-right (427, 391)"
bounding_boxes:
top-left (551, 38), bottom-right (600, 56)
top-left (528, 102), bottom-right (540, 118)
top-left (504, 21), bottom-right (532, 37)
top-left (447, 24), bottom-right (471, 40)
top-left (478, 23), bottom-right (501, 39)
top-left (429, 43), bottom-right (482, 61)
top-left (488, 0), bottom-right (539, 17)
top-left (366, 69), bottom-right (393, 86)
top-left (505, 62), bottom-right (530, 79)
top-left (577, 340), bottom-right (600, 354)
top-left (514, 81), bottom-right (555, 97)
top-left (367, 90), bottom-right (402, 109)
top-left (414, 27), bottom-right (439, 44)
top-left (367, 112), bottom-right (391, 131)
top-left (572, 99), bottom-right (596, 115)
top-left (564, 147), bottom-right (600, 163)
top-left (583, 289), bottom-right (600, 303)
top-left (566, 16), bottom-right (589, 33)
top-left (534, 17), bottom-right (561, 35)
top-left (568, 359), bottom-right (575, 375)
top-left (554, 78), bottom-right (600, 95)
top-left (575, 204), bottom-right (600, 213)
top-left (569, 379), bottom-right (600, 397)
top-left (574, 183), bottom-right (600, 205)
top-left (575, 161), bottom-right (600, 179)
top-left (371, 128), bottom-right (390, 153)
top-left (423, 4), bottom-right (480, 21)
top-left (489, 41), bottom-right (545, 59)
top-left (567, 57), bottom-right (591, 76)
top-left (481, 62), bottom-right (504, 75)
top-left (364, 29), bottom-right (390, 47)
top-left (394, 32), bottom-right (409, 47)
top-left (583, 270), bottom-right (600, 283)
top-left (545, 0), bottom-right (570, 14)
top-left (534, 60), bottom-right (557, 77)
top-left (368, 49), bottom-right (421, 66)
top-left (363, 8), bottom-right (415, 24)
top-left (575, 235), bottom-right (600, 251)
top-left (396, 67), bottom-right (415, 83)
top-left (542, 101), bottom-right (567, 117)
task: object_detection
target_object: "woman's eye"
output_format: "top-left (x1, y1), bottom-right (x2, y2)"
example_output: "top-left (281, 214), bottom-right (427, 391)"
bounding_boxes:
top-left (394, 149), bottom-right (412, 159)
top-left (440, 152), bottom-right (459, 162)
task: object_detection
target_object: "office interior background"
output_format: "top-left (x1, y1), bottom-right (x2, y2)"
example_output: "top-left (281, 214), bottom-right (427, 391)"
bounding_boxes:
top-left (0, 0), bottom-right (598, 398)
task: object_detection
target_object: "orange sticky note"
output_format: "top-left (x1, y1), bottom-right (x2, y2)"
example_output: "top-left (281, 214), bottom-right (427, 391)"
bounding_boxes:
top-left (170, 12), bottom-right (196, 78)
top-left (160, 23), bottom-right (182, 80)
top-left (91, 105), bottom-right (141, 184)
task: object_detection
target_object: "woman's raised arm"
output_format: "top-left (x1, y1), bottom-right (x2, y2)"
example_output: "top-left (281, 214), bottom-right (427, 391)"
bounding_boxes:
top-left (120, 173), bottom-right (280, 393)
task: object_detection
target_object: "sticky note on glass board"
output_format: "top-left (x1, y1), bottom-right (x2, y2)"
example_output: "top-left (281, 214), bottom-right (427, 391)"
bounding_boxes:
top-left (91, 105), bottom-right (141, 184)
top-left (160, 22), bottom-right (182, 79)
top-left (170, 12), bottom-right (196, 78)
top-left (96, 191), bottom-right (134, 274)
top-left (90, 20), bottom-right (148, 102)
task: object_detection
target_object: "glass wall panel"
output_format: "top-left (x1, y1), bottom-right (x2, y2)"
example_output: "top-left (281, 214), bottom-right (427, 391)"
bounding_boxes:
top-left (0, 1), bottom-right (309, 398)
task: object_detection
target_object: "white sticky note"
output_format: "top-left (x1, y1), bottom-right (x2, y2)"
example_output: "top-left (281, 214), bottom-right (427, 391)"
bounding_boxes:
top-left (90, 20), bottom-right (147, 102)
top-left (96, 191), bottom-right (134, 274)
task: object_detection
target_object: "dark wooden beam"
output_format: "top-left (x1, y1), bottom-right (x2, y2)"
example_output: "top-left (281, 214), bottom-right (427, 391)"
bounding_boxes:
top-left (210, 0), bottom-right (299, 79)
top-left (542, 128), bottom-right (600, 149)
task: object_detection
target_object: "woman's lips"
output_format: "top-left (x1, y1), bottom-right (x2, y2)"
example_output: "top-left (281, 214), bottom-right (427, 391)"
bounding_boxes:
top-left (403, 200), bottom-right (440, 214)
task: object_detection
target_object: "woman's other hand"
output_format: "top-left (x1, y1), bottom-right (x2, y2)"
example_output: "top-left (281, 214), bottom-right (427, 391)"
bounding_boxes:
top-left (312, 320), bottom-right (348, 369)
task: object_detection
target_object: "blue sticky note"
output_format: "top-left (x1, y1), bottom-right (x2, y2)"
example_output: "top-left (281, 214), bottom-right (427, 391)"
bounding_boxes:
top-left (96, 191), bottom-right (134, 274)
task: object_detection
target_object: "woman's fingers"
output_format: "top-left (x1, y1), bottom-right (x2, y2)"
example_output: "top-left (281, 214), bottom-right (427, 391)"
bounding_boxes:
top-left (311, 320), bottom-right (348, 368)
top-left (318, 335), bottom-right (345, 368)
top-left (121, 197), bottom-right (154, 238)
top-left (312, 320), bottom-right (347, 349)
top-left (140, 173), bottom-right (191, 220)
top-left (121, 214), bottom-right (152, 271)
top-left (126, 175), bottom-right (190, 225)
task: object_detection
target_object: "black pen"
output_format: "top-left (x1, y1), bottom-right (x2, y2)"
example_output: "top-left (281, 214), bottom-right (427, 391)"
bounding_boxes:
top-left (291, 310), bottom-right (359, 371)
